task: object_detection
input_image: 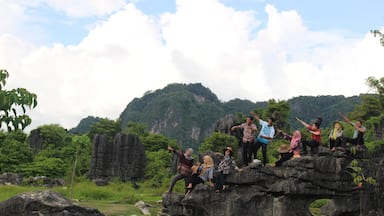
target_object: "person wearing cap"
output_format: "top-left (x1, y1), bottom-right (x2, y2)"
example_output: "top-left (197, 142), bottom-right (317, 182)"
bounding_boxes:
top-left (251, 112), bottom-right (275, 166)
top-left (296, 117), bottom-right (322, 156)
top-left (274, 144), bottom-right (293, 166)
top-left (339, 112), bottom-right (366, 149)
top-left (329, 121), bottom-right (344, 151)
top-left (231, 116), bottom-right (258, 167)
top-left (167, 146), bottom-right (194, 194)
top-left (215, 146), bottom-right (241, 193)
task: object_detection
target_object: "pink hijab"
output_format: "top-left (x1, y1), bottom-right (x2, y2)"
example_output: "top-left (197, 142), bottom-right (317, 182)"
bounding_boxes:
top-left (290, 130), bottom-right (301, 153)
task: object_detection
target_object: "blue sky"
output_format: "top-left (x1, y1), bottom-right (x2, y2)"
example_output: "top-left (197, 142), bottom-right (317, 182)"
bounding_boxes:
top-left (1, 0), bottom-right (383, 129)
top-left (20, 0), bottom-right (384, 45)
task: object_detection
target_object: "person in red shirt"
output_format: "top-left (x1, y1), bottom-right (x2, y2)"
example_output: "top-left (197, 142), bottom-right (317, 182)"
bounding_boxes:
top-left (296, 117), bottom-right (322, 156)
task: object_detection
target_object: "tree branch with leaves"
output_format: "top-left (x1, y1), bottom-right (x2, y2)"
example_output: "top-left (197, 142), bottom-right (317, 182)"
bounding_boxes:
top-left (0, 69), bottom-right (37, 131)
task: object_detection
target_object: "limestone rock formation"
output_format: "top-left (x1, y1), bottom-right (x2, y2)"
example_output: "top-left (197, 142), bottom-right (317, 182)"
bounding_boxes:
top-left (88, 133), bottom-right (146, 183)
top-left (0, 190), bottom-right (104, 216)
top-left (0, 173), bottom-right (23, 185)
top-left (162, 150), bottom-right (384, 216)
top-left (214, 114), bottom-right (237, 134)
top-left (28, 128), bottom-right (44, 153)
top-left (27, 176), bottom-right (65, 188)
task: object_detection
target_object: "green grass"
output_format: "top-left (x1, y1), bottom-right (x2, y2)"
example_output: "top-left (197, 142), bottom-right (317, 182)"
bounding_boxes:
top-left (0, 178), bottom-right (187, 216)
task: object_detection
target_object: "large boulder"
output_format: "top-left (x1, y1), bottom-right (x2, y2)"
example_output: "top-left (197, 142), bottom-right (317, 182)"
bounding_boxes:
top-left (0, 190), bottom-right (104, 216)
top-left (162, 151), bottom-right (384, 216)
top-left (0, 173), bottom-right (23, 185)
top-left (88, 133), bottom-right (146, 182)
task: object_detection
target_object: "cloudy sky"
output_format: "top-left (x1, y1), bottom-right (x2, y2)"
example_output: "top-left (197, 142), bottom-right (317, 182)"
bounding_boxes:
top-left (0, 0), bottom-right (383, 130)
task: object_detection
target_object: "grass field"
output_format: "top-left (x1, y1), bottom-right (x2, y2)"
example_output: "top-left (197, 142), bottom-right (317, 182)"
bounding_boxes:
top-left (0, 178), bottom-right (185, 216)
top-left (0, 180), bottom-right (327, 216)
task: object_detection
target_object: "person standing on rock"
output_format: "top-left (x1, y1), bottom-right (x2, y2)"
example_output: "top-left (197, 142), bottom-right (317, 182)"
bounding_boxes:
top-left (339, 112), bottom-right (366, 149)
top-left (296, 117), bottom-right (322, 155)
top-left (251, 112), bottom-right (275, 166)
top-left (231, 116), bottom-right (258, 167)
top-left (167, 146), bottom-right (194, 194)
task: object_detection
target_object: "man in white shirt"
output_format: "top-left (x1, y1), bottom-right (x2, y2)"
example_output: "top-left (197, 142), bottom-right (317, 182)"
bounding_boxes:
top-left (251, 112), bottom-right (275, 166)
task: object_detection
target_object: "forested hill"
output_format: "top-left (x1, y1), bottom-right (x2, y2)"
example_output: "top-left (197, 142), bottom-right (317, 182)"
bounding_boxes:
top-left (289, 95), bottom-right (361, 129)
top-left (71, 83), bottom-right (361, 148)
top-left (118, 83), bottom-right (266, 149)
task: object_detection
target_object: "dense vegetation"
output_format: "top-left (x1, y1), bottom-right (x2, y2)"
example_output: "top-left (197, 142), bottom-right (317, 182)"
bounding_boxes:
top-left (72, 83), bottom-right (361, 150)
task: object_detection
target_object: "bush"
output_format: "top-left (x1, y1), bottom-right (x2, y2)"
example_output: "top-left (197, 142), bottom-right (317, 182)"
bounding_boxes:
top-left (310, 199), bottom-right (330, 208)
top-left (21, 156), bottom-right (67, 178)
top-left (200, 132), bottom-right (238, 155)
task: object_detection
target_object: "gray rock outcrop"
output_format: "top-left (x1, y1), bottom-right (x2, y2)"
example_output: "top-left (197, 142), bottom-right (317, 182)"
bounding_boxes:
top-left (28, 128), bottom-right (44, 153)
top-left (27, 176), bottom-right (65, 188)
top-left (214, 114), bottom-right (237, 134)
top-left (162, 150), bottom-right (384, 216)
top-left (88, 133), bottom-right (146, 183)
top-left (0, 173), bottom-right (23, 185)
top-left (0, 190), bottom-right (104, 216)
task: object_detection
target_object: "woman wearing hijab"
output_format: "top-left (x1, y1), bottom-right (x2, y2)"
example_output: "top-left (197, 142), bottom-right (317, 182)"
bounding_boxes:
top-left (275, 130), bottom-right (302, 166)
top-left (329, 121), bottom-right (344, 151)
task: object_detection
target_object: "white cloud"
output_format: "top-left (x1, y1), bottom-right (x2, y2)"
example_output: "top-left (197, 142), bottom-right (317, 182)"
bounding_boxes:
top-left (0, 0), bottom-right (383, 130)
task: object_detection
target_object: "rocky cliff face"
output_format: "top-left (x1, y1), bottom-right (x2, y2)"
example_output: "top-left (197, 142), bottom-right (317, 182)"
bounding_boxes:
top-left (161, 149), bottom-right (384, 216)
top-left (88, 133), bottom-right (146, 182)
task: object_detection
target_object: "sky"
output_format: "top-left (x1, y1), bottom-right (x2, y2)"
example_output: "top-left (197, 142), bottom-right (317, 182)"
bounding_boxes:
top-left (0, 0), bottom-right (384, 130)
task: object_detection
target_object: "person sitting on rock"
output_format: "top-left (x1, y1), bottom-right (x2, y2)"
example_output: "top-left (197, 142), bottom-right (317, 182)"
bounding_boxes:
top-left (215, 147), bottom-right (241, 193)
top-left (231, 116), bottom-right (258, 167)
top-left (251, 112), bottom-right (275, 166)
top-left (167, 146), bottom-right (194, 194)
top-left (279, 129), bottom-right (301, 158)
top-left (185, 155), bottom-right (215, 196)
top-left (339, 112), bottom-right (366, 149)
top-left (329, 121), bottom-right (344, 151)
top-left (274, 144), bottom-right (292, 167)
top-left (296, 117), bottom-right (322, 156)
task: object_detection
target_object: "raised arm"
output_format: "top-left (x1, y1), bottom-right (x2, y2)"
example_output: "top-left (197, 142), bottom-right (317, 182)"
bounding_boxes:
top-left (339, 112), bottom-right (352, 124)
top-left (250, 111), bottom-right (261, 121)
top-left (296, 117), bottom-right (309, 128)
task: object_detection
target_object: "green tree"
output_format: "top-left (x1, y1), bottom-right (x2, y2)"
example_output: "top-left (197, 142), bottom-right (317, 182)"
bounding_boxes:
top-left (37, 124), bottom-right (71, 149)
top-left (200, 132), bottom-right (238, 155)
top-left (366, 76), bottom-right (384, 108)
top-left (123, 121), bottom-right (148, 137)
top-left (0, 69), bottom-right (37, 131)
top-left (22, 156), bottom-right (66, 178)
top-left (0, 131), bottom-right (33, 173)
top-left (255, 99), bottom-right (290, 131)
top-left (145, 149), bottom-right (173, 186)
top-left (349, 95), bottom-right (381, 121)
top-left (142, 133), bottom-right (177, 152)
top-left (88, 118), bottom-right (121, 142)
top-left (60, 135), bottom-right (92, 176)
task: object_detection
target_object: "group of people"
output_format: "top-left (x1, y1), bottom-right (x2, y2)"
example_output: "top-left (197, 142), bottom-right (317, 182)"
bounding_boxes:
top-left (167, 145), bottom-right (239, 195)
top-left (167, 111), bottom-right (367, 195)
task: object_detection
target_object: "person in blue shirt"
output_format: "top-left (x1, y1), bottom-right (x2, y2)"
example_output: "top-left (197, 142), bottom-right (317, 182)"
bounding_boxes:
top-left (251, 112), bottom-right (275, 166)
